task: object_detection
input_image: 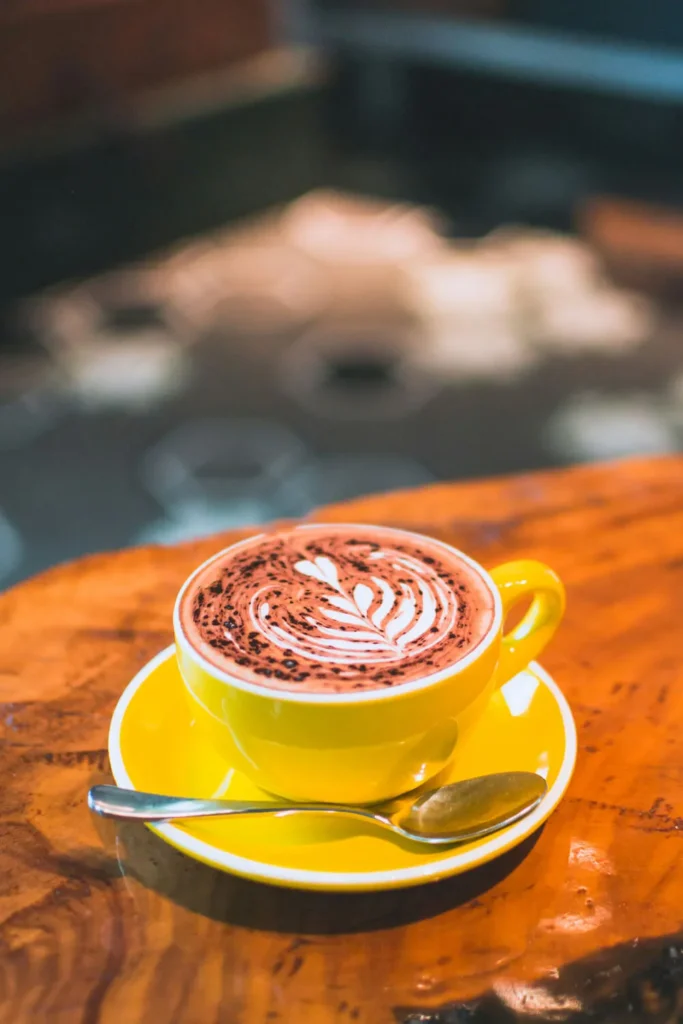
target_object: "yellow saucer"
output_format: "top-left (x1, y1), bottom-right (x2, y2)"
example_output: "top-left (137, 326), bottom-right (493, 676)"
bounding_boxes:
top-left (108, 646), bottom-right (576, 892)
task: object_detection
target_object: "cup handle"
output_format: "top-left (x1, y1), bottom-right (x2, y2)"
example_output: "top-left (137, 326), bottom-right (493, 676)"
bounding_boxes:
top-left (488, 559), bottom-right (565, 687)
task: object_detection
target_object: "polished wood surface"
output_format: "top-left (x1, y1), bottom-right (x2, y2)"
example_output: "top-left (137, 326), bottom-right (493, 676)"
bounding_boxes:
top-left (2, 456), bottom-right (683, 1023)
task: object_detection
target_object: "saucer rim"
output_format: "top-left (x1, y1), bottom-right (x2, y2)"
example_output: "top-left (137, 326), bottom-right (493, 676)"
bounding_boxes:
top-left (109, 645), bottom-right (577, 891)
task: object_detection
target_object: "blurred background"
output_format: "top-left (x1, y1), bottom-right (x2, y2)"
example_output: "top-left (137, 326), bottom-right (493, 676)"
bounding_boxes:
top-left (3, 0), bottom-right (683, 588)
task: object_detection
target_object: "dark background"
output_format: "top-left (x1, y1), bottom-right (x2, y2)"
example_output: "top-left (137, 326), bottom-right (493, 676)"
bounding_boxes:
top-left (3, 0), bottom-right (683, 589)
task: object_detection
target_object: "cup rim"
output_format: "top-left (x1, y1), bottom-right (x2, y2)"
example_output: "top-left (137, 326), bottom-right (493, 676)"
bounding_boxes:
top-left (173, 522), bottom-right (503, 705)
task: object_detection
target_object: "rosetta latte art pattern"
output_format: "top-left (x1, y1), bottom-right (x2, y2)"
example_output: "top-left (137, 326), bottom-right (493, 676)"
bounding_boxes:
top-left (183, 525), bottom-right (495, 693)
top-left (253, 552), bottom-right (456, 664)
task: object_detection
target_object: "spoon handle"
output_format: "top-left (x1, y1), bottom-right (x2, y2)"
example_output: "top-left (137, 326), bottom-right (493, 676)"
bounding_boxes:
top-left (88, 785), bottom-right (373, 823)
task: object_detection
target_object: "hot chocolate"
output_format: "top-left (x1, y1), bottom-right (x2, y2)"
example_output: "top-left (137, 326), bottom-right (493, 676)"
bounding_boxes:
top-left (180, 524), bottom-right (496, 694)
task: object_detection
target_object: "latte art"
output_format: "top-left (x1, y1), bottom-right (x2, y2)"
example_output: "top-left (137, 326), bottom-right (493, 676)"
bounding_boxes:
top-left (181, 524), bottom-right (495, 693)
top-left (252, 551), bottom-right (457, 666)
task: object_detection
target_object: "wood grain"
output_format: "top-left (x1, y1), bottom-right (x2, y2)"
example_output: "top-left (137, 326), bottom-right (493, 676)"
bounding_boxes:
top-left (2, 456), bottom-right (683, 1022)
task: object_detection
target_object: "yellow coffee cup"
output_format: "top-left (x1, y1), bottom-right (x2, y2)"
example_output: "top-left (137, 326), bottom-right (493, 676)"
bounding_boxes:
top-left (174, 526), bottom-right (564, 804)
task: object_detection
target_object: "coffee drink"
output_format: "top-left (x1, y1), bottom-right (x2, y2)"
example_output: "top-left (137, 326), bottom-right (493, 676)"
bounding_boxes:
top-left (182, 524), bottom-right (495, 694)
top-left (180, 524), bottom-right (495, 694)
top-left (175, 522), bottom-right (566, 803)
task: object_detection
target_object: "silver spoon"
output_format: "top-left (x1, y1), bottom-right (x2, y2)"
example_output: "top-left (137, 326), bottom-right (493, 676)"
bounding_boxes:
top-left (88, 772), bottom-right (546, 845)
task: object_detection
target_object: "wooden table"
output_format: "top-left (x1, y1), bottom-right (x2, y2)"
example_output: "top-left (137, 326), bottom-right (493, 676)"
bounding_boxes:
top-left (2, 456), bottom-right (683, 1023)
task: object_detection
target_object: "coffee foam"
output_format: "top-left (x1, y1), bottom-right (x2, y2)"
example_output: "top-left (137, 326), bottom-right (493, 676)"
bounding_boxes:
top-left (181, 525), bottom-right (495, 694)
